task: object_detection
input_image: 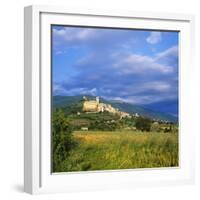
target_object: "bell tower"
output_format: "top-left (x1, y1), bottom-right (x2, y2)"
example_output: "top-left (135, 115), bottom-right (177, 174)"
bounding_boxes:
top-left (96, 96), bottom-right (99, 104)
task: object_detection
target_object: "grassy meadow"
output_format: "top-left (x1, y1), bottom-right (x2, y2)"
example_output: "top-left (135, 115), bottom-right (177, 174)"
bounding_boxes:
top-left (55, 130), bottom-right (179, 172)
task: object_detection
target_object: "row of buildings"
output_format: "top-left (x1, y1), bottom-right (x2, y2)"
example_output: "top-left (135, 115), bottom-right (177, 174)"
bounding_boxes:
top-left (82, 96), bottom-right (134, 119)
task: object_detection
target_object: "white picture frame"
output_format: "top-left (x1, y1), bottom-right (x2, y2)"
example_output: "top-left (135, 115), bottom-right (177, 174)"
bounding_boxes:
top-left (24, 5), bottom-right (195, 194)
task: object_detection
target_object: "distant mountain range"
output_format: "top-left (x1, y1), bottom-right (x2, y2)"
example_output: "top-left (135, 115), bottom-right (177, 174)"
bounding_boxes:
top-left (142, 100), bottom-right (178, 118)
top-left (53, 95), bottom-right (178, 122)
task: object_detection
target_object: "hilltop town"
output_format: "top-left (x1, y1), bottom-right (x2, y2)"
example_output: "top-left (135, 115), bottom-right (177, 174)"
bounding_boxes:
top-left (52, 95), bottom-right (179, 173)
top-left (82, 96), bottom-right (138, 119)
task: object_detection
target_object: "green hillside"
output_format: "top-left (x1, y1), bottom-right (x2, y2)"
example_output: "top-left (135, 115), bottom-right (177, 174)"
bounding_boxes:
top-left (53, 95), bottom-right (177, 122)
top-left (109, 101), bottom-right (177, 122)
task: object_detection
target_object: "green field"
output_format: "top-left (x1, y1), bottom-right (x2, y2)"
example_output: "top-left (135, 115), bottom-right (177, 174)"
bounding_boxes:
top-left (55, 130), bottom-right (179, 172)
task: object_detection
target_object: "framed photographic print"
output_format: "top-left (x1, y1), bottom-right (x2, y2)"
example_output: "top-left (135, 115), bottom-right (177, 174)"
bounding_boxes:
top-left (24, 5), bottom-right (195, 194)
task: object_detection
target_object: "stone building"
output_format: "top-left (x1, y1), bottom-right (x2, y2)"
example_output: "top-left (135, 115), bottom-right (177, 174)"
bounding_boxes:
top-left (82, 96), bottom-right (131, 119)
top-left (82, 97), bottom-right (99, 112)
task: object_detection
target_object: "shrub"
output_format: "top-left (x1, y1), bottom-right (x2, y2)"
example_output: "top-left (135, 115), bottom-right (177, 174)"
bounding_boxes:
top-left (151, 121), bottom-right (160, 132)
top-left (135, 117), bottom-right (151, 132)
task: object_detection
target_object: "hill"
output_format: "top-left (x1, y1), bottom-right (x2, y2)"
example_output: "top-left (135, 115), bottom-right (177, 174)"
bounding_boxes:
top-left (142, 100), bottom-right (178, 118)
top-left (53, 95), bottom-right (178, 122)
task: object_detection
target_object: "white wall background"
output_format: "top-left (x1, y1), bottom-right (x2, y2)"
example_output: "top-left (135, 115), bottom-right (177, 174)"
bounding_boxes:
top-left (0, 0), bottom-right (199, 199)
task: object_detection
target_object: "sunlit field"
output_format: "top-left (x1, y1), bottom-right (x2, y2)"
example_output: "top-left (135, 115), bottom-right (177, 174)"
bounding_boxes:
top-left (55, 130), bottom-right (178, 172)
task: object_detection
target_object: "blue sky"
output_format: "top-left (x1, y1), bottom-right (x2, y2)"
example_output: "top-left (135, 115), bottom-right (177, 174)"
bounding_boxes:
top-left (52, 25), bottom-right (178, 109)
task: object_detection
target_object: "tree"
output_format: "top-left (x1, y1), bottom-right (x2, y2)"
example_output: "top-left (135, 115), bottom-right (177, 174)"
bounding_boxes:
top-left (52, 109), bottom-right (76, 172)
top-left (135, 117), bottom-right (151, 132)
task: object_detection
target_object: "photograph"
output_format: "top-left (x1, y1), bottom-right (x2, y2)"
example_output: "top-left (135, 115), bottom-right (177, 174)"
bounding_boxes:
top-left (52, 25), bottom-right (179, 173)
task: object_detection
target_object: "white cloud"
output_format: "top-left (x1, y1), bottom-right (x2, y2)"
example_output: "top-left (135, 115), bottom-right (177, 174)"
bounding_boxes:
top-left (55, 50), bottom-right (66, 55)
top-left (53, 27), bottom-right (96, 42)
top-left (155, 45), bottom-right (178, 60)
top-left (107, 94), bottom-right (174, 105)
top-left (115, 81), bottom-right (171, 97)
top-left (53, 83), bottom-right (66, 94)
top-left (53, 84), bottom-right (98, 96)
top-left (142, 81), bottom-right (171, 92)
top-left (112, 53), bottom-right (173, 74)
top-left (146, 32), bottom-right (162, 44)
